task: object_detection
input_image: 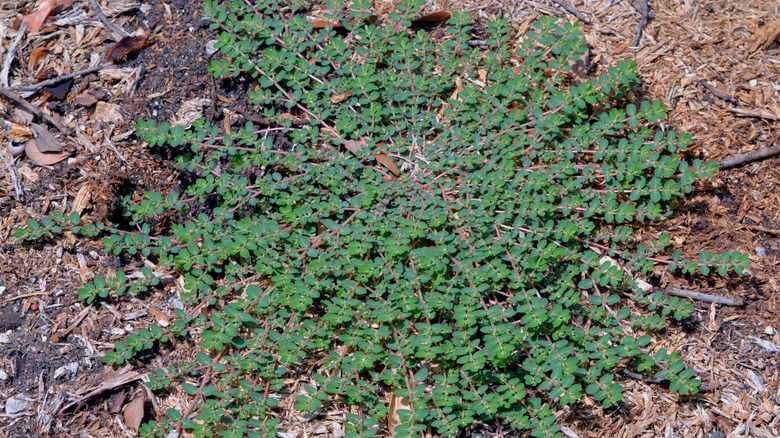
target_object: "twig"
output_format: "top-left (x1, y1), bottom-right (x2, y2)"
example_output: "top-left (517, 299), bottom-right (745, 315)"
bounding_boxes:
top-left (0, 22), bottom-right (28, 88)
top-left (88, 0), bottom-right (129, 38)
top-left (736, 222), bottom-right (780, 235)
top-left (632, 0), bottom-right (650, 46)
top-left (666, 287), bottom-right (744, 306)
top-left (0, 87), bottom-right (72, 135)
top-left (551, 0), bottom-right (591, 24)
top-left (104, 133), bottom-right (128, 165)
top-left (719, 137), bottom-right (780, 170)
top-left (627, 0), bottom-right (654, 19)
top-left (699, 79), bottom-right (738, 105)
top-left (726, 106), bottom-right (778, 121)
top-left (61, 365), bottom-right (142, 412)
top-left (623, 369), bottom-right (711, 392)
top-left (623, 369), bottom-right (665, 384)
top-left (8, 63), bottom-right (109, 92)
top-left (3, 149), bottom-right (23, 201)
top-left (2, 290), bottom-right (50, 303)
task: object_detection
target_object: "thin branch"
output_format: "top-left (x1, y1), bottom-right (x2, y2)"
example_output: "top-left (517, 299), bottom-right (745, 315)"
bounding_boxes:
top-left (699, 79), bottom-right (738, 105)
top-left (551, 0), bottom-right (592, 24)
top-left (627, 0), bottom-right (654, 19)
top-left (726, 106), bottom-right (778, 121)
top-left (88, 0), bottom-right (129, 38)
top-left (666, 287), bottom-right (744, 307)
top-left (104, 133), bottom-right (128, 165)
top-left (3, 149), bottom-right (23, 201)
top-left (0, 87), bottom-right (72, 135)
top-left (623, 369), bottom-right (711, 392)
top-left (719, 141), bottom-right (780, 170)
top-left (0, 22), bottom-right (28, 88)
top-left (8, 63), bottom-right (110, 92)
top-left (632, 0), bottom-right (650, 46)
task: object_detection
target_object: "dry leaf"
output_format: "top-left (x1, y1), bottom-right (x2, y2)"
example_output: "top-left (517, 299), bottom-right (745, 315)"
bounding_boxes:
top-left (330, 90), bottom-right (352, 103)
top-left (412, 11), bottom-right (452, 24)
top-left (148, 306), bottom-right (169, 324)
top-left (105, 33), bottom-right (150, 63)
top-left (22, 0), bottom-right (58, 32)
top-left (25, 139), bottom-right (70, 165)
top-left (310, 19), bottom-right (344, 29)
top-left (28, 47), bottom-right (50, 69)
top-left (375, 154), bottom-right (400, 177)
top-left (341, 138), bottom-right (366, 153)
top-left (30, 123), bottom-right (62, 152)
top-left (310, 15), bottom-right (377, 29)
top-left (123, 396), bottom-right (145, 431)
top-left (387, 390), bottom-right (412, 437)
top-left (73, 93), bottom-right (98, 107)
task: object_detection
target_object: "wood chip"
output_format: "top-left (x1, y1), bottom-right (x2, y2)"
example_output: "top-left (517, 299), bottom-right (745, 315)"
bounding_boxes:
top-left (747, 20), bottom-right (780, 53)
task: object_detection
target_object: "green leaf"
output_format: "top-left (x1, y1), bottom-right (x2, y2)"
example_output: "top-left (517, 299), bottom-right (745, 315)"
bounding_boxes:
top-left (167, 408), bottom-right (183, 421)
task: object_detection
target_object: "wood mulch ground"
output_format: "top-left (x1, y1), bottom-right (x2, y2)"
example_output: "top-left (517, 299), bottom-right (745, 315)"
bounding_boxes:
top-left (0, 0), bottom-right (778, 437)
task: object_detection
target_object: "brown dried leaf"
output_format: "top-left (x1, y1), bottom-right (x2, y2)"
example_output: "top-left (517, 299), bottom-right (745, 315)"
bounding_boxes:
top-left (341, 138), bottom-right (366, 153)
top-left (388, 390), bottom-right (412, 437)
top-left (105, 33), bottom-right (150, 63)
top-left (330, 90), bottom-right (352, 103)
top-left (310, 15), bottom-right (377, 29)
top-left (310, 19), bottom-right (343, 29)
top-left (22, 0), bottom-right (58, 32)
top-left (24, 139), bottom-right (69, 165)
top-left (28, 47), bottom-right (49, 69)
top-left (30, 123), bottom-right (62, 152)
top-left (123, 396), bottom-right (145, 431)
top-left (148, 306), bottom-right (169, 324)
top-left (375, 154), bottom-right (400, 177)
top-left (73, 93), bottom-right (98, 107)
top-left (412, 11), bottom-right (452, 24)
